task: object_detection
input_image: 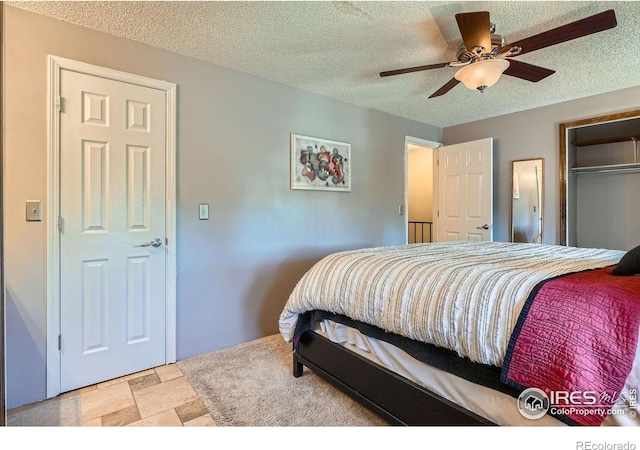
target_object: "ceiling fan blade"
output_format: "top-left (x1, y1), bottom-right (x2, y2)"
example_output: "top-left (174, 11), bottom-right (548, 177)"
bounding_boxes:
top-left (380, 62), bottom-right (450, 77)
top-left (428, 78), bottom-right (460, 98)
top-left (503, 59), bottom-right (555, 82)
top-left (455, 11), bottom-right (492, 54)
top-left (501, 9), bottom-right (617, 56)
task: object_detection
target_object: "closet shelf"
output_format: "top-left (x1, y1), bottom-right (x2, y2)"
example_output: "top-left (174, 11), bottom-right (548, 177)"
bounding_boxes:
top-left (569, 162), bottom-right (640, 175)
top-left (571, 134), bottom-right (640, 147)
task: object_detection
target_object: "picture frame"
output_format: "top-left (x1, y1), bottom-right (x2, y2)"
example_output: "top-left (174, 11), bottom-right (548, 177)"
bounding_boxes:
top-left (290, 133), bottom-right (351, 192)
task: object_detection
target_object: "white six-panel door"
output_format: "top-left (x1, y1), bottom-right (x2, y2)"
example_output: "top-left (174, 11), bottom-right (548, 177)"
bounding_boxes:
top-left (59, 69), bottom-right (167, 392)
top-left (437, 138), bottom-right (493, 242)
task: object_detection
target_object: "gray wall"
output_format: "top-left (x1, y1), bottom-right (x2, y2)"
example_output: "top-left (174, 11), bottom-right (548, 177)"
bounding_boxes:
top-left (4, 6), bottom-right (441, 408)
top-left (443, 84), bottom-right (640, 245)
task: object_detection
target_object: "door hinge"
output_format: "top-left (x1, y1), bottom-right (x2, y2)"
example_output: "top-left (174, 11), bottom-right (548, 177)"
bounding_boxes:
top-left (165, 238), bottom-right (168, 246)
top-left (56, 96), bottom-right (62, 113)
top-left (437, 211), bottom-right (440, 218)
top-left (57, 215), bottom-right (62, 232)
top-left (58, 334), bottom-right (62, 351)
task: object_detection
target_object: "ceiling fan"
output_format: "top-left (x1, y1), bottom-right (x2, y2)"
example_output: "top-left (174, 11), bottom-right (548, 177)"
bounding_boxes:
top-left (380, 9), bottom-right (617, 98)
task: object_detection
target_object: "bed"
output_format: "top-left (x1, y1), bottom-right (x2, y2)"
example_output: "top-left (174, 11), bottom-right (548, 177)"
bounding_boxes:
top-left (278, 241), bottom-right (640, 426)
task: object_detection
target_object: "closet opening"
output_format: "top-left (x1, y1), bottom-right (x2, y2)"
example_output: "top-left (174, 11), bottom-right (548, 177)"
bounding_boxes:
top-left (560, 110), bottom-right (640, 249)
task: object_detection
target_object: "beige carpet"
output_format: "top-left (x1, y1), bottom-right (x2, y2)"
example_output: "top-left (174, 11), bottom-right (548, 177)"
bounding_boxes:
top-left (177, 334), bottom-right (388, 426)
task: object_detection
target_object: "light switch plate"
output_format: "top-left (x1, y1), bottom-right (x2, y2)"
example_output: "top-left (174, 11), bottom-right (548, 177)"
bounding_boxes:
top-left (26, 201), bottom-right (42, 221)
top-left (199, 204), bottom-right (209, 220)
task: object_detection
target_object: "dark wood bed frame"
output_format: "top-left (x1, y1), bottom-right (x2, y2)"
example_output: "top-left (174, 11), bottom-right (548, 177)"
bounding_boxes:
top-left (293, 330), bottom-right (495, 426)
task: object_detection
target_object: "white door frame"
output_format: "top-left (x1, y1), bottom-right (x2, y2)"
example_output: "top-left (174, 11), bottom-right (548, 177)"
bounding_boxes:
top-left (404, 136), bottom-right (442, 244)
top-left (46, 55), bottom-right (177, 398)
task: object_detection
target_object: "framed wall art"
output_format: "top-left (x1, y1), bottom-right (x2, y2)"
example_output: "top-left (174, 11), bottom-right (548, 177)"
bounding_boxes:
top-left (290, 133), bottom-right (351, 192)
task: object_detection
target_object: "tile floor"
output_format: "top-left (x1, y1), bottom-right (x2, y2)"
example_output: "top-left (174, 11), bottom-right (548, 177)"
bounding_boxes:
top-left (8, 364), bottom-right (216, 427)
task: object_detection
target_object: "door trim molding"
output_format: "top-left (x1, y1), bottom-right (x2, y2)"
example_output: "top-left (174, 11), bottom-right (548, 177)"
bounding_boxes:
top-left (404, 136), bottom-right (442, 244)
top-left (1, 2), bottom-right (6, 426)
top-left (46, 55), bottom-right (177, 397)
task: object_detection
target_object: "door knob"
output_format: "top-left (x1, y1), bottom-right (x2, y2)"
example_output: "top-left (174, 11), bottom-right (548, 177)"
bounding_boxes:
top-left (476, 224), bottom-right (490, 230)
top-left (135, 238), bottom-right (163, 248)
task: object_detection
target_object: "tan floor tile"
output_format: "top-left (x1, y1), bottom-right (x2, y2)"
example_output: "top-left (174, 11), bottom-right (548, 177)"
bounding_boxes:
top-left (83, 417), bottom-right (102, 426)
top-left (128, 373), bottom-right (161, 391)
top-left (80, 381), bottom-right (135, 421)
top-left (97, 369), bottom-right (156, 389)
top-left (183, 414), bottom-right (216, 426)
top-left (59, 385), bottom-right (98, 399)
top-left (175, 399), bottom-right (209, 424)
top-left (133, 376), bottom-right (198, 418)
top-left (101, 405), bottom-right (141, 426)
top-left (154, 364), bottom-right (183, 382)
top-left (127, 409), bottom-right (183, 427)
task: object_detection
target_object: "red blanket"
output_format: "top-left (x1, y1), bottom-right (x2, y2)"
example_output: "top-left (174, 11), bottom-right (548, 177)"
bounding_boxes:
top-left (501, 267), bottom-right (640, 426)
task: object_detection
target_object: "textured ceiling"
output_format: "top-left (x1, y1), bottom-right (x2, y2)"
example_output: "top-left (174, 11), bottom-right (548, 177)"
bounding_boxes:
top-left (9, 1), bottom-right (640, 127)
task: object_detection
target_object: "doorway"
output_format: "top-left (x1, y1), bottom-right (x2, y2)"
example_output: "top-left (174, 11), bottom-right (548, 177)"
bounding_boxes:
top-left (405, 137), bottom-right (441, 244)
top-left (47, 56), bottom-right (178, 397)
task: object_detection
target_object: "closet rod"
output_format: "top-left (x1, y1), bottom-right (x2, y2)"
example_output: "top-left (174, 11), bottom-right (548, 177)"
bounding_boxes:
top-left (569, 162), bottom-right (640, 175)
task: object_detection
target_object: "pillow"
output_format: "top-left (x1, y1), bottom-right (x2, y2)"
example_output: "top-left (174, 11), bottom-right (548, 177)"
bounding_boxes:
top-left (611, 245), bottom-right (640, 276)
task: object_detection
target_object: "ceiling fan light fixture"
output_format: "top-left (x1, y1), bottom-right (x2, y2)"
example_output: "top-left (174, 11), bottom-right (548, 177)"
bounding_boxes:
top-left (454, 58), bottom-right (510, 92)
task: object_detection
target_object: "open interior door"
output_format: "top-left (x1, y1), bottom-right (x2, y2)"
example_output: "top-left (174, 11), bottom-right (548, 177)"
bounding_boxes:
top-left (436, 138), bottom-right (493, 242)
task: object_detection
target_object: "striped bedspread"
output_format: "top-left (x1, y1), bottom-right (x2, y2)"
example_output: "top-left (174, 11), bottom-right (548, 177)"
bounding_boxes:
top-left (279, 241), bottom-right (624, 367)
